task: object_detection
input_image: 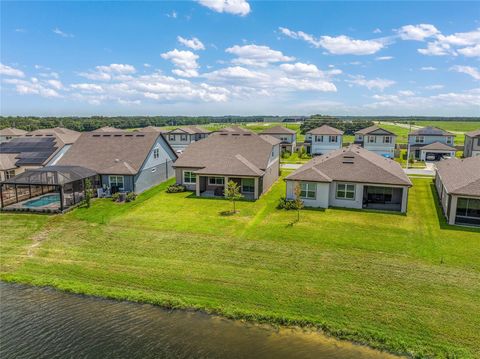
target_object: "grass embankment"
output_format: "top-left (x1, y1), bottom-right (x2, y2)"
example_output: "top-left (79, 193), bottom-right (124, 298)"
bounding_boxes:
top-left (1, 178), bottom-right (480, 358)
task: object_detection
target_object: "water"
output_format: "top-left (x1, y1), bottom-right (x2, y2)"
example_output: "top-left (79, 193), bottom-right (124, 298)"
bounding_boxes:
top-left (0, 282), bottom-right (400, 359)
top-left (23, 193), bottom-right (60, 207)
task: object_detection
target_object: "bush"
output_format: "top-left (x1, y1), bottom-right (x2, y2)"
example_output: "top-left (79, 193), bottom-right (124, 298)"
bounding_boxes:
top-left (111, 192), bottom-right (121, 202)
top-left (166, 184), bottom-right (186, 193)
top-left (277, 196), bottom-right (303, 210)
top-left (125, 192), bottom-right (137, 202)
top-left (281, 150), bottom-right (291, 159)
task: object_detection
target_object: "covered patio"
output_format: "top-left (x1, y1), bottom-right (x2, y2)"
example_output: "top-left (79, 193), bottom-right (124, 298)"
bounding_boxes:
top-left (362, 185), bottom-right (406, 212)
top-left (195, 175), bottom-right (258, 200)
top-left (0, 165), bottom-right (98, 213)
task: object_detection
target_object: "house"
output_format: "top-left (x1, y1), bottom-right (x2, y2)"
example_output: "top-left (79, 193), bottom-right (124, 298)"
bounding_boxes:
top-left (0, 128), bottom-right (27, 143)
top-left (173, 132), bottom-right (281, 200)
top-left (407, 126), bottom-right (456, 161)
top-left (435, 157), bottom-right (480, 226)
top-left (354, 125), bottom-right (397, 158)
top-left (136, 126), bottom-right (168, 133)
top-left (93, 126), bottom-right (125, 132)
top-left (304, 125), bottom-right (343, 155)
top-left (463, 129), bottom-right (480, 158)
top-left (217, 125), bottom-right (255, 134)
top-left (0, 127), bottom-right (80, 181)
top-left (285, 145), bottom-right (412, 213)
top-left (57, 131), bottom-right (177, 194)
top-left (164, 126), bottom-right (211, 153)
top-left (259, 125), bottom-right (297, 153)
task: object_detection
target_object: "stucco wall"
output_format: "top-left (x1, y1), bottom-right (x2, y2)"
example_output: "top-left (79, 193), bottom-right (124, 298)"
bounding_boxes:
top-left (328, 181), bottom-right (364, 209)
top-left (135, 160), bottom-right (174, 193)
top-left (286, 180), bottom-right (330, 208)
top-left (261, 158), bottom-right (280, 194)
top-left (175, 167), bottom-right (200, 191)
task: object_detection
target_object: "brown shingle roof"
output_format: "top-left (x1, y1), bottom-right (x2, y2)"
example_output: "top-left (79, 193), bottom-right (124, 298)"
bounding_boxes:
top-left (27, 127), bottom-right (80, 145)
top-left (57, 132), bottom-right (171, 175)
top-left (173, 132), bottom-right (280, 177)
top-left (465, 129), bottom-right (480, 137)
top-left (409, 126), bottom-right (453, 136)
top-left (420, 142), bottom-right (457, 152)
top-left (136, 126), bottom-right (168, 133)
top-left (217, 125), bottom-right (255, 134)
top-left (307, 124), bottom-right (344, 135)
top-left (0, 128), bottom-right (28, 136)
top-left (93, 127), bottom-right (125, 132)
top-left (0, 153), bottom-right (18, 171)
top-left (355, 125), bottom-right (396, 136)
top-left (436, 157), bottom-right (480, 196)
top-left (260, 125), bottom-right (296, 135)
top-left (286, 145), bottom-right (412, 186)
top-left (167, 126), bottom-right (210, 135)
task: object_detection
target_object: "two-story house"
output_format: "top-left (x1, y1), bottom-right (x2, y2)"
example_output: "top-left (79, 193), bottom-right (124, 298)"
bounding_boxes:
top-left (408, 126), bottom-right (457, 161)
top-left (463, 130), bottom-right (480, 158)
top-left (305, 125), bottom-right (343, 155)
top-left (354, 125), bottom-right (397, 158)
top-left (164, 126), bottom-right (211, 153)
top-left (259, 125), bottom-right (297, 153)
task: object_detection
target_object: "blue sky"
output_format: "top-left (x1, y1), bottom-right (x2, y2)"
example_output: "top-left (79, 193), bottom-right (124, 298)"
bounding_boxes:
top-left (1, 1), bottom-right (479, 116)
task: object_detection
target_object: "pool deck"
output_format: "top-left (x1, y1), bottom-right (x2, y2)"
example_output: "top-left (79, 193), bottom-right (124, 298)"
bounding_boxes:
top-left (4, 194), bottom-right (61, 211)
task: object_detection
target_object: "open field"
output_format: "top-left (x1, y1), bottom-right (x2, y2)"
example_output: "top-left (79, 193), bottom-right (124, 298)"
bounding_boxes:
top-left (1, 177), bottom-right (479, 358)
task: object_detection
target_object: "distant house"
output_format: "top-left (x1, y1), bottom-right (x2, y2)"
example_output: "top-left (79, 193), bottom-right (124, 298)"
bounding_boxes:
top-left (217, 125), bottom-right (255, 134)
top-left (463, 130), bottom-right (480, 158)
top-left (93, 126), bottom-right (126, 132)
top-left (304, 125), bottom-right (343, 155)
top-left (57, 131), bottom-right (177, 194)
top-left (259, 125), bottom-right (297, 153)
top-left (0, 127), bottom-right (80, 181)
top-left (164, 126), bottom-right (211, 153)
top-left (136, 126), bottom-right (168, 133)
top-left (354, 125), bottom-right (397, 158)
top-left (435, 157), bottom-right (480, 226)
top-left (0, 128), bottom-right (27, 143)
top-left (407, 126), bottom-right (456, 161)
top-left (173, 132), bottom-right (281, 200)
top-left (285, 145), bottom-right (412, 213)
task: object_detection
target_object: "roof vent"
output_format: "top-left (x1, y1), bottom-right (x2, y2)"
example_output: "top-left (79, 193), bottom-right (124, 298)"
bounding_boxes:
top-left (114, 134), bottom-right (122, 137)
top-left (232, 133), bottom-right (240, 136)
top-left (136, 134), bottom-right (145, 137)
top-left (125, 134), bottom-right (133, 137)
top-left (92, 134), bottom-right (101, 137)
top-left (115, 158), bottom-right (120, 163)
top-left (342, 160), bottom-right (354, 164)
top-left (102, 134), bottom-right (111, 137)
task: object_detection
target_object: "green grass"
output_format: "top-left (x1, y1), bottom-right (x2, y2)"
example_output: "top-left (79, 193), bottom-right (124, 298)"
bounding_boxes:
top-left (1, 178), bottom-right (479, 358)
top-left (280, 152), bottom-right (311, 164)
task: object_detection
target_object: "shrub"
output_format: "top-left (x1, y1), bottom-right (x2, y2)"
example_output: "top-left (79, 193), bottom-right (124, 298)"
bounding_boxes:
top-left (277, 196), bottom-right (303, 210)
top-left (166, 184), bottom-right (186, 193)
top-left (111, 192), bottom-right (121, 202)
top-left (125, 192), bottom-right (137, 202)
top-left (281, 150), bottom-right (291, 159)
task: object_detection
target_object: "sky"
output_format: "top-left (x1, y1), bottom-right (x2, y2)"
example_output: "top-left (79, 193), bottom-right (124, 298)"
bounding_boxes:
top-left (1, 1), bottom-right (479, 116)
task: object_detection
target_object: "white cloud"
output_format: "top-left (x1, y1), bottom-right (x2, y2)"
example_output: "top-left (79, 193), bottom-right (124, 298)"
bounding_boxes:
top-left (3, 77), bottom-right (61, 98)
top-left (161, 49), bottom-right (199, 77)
top-left (177, 36), bottom-right (205, 50)
top-left (96, 64), bottom-right (136, 74)
top-left (450, 65), bottom-right (480, 80)
top-left (52, 27), bottom-right (74, 38)
top-left (397, 90), bottom-right (415, 96)
top-left (436, 28), bottom-right (480, 47)
top-left (279, 27), bottom-right (385, 55)
top-left (347, 75), bottom-right (395, 91)
top-left (420, 66), bottom-right (436, 71)
top-left (166, 11), bottom-right (178, 18)
top-left (197, 0), bottom-right (250, 16)
top-left (375, 56), bottom-right (393, 61)
top-left (71, 83), bottom-right (104, 93)
top-left (373, 28), bottom-right (382, 34)
top-left (0, 63), bottom-right (25, 78)
top-left (78, 64), bottom-right (136, 81)
top-left (418, 41), bottom-right (454, 56)
top-left (397, 24), bottom-right (439, 41)
top-left (47, 79), bottom-right (63, 90)
top-left (226, 44), bottom-right (294, 67)
top-left (457, 44), bottom-right (480, 57)
top-left (410, 27), bottom-right (480, 57)
top-left (425, 84), bottom-right (444, 90)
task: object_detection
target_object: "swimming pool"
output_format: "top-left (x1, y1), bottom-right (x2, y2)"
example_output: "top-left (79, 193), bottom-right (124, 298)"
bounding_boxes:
top-left (23, 194), bottom-right (60, 208)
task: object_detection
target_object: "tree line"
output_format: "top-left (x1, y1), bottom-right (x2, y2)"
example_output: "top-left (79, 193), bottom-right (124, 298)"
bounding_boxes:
top-left (300, 119), bottom-right (375, 135)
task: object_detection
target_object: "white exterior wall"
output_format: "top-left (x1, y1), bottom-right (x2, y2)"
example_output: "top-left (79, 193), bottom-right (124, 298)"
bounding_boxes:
top-left (328, 181), bottom-right (364, 209)
top-left (285, 180), bottom-right (330, 208)
top-left (310, 136), bottom-right (343, 155)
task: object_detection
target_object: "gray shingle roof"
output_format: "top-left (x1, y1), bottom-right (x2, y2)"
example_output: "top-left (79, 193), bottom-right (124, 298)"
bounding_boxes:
top-left (167, 126), bottom-right (210, 135)
top-left (136, 126), bottom-right (168, 133)
top-left (173, 132), bottom-right (280, 177)
top-left (260, 125), bottom-right (296, 135)
top-left (286, 145), bottom-right (412, 186)
top-left (465, 129), bottom-right (480, 137)
top-left (436, 157), bottom-right (480, 196)
top-left (307, 124), bottom-right (344, 135)
top-left (57, 132), bottom-right (175, 175)
top-left (420, 142), bottom-right (457, 151)
top-left (409, 126), bottom-right (453, 136)
top-left (93, 127), bottom-right (125, 132)
top-left (355, 125), bottom-right (396, 136)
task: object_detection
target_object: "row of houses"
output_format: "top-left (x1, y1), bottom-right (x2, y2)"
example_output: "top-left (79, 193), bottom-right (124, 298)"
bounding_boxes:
top-left (0, 124), bottom-right (479, 226)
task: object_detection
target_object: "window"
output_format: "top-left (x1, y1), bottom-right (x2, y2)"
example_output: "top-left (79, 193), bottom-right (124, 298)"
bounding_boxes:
top-left (336, 183), bottom-right (355, 200)
top-left (153, 148), bottom-right (160, 159)
top-left (181, 134), bottom-right (188, 141)
top-left (242, 178), bottom-right (255, 193)
top-left (368, 136), bottom-right (376, 143)
top-left (5, 169), bottom-right (15, 179)
top-left (456, 198), bottom-right (480, 219)
top-left (315, 135), bottom-right (323, 142)
top-left (384, 136), bottom-right (392, 143)
top-left (209, 177), bottom-right (224, 185)
top-left (329, 135), bottom-right (338, 143)
top-left (446, 136), bottom-right (453, 144)
top-left (300, 182), bottom-right (316, 199)
top-left (151, 168), bottom-right (157, 173)
top-left (109, 175), bottom-right (124, 189)
top-left (280, 136), bottom-right (288, 142)
top-left (6, 136), bottom-right (12, 140)
top-left (183, 171), bottom-right (196, 184)
top-left (415, 136), bottom-right (424, 144)
top-left (169, 135), bottom-right (175, 141)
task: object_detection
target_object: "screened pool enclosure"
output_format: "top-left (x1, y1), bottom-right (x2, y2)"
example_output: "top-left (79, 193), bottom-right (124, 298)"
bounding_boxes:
top-left (0, 166), bottom-right (98, 212)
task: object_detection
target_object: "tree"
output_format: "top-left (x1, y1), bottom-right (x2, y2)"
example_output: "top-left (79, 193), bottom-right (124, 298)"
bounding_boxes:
top-left (84, 178), bottom-right (93, 208)
top-left (293, 183), bottom-right (304, 222)
top-left (224, 180), bottom-right (244, 214)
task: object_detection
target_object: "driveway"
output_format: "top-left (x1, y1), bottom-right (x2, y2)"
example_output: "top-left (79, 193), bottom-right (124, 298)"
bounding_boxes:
top-left (281, 163), bottom-right (303, 170)
top-left (404, 162), bottom-right (435, 176)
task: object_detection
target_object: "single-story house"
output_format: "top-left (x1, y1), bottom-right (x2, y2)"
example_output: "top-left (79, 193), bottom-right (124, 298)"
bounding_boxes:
top-left (0, 127), bottom-right (27, 143)
top-left (408, 126), bottom-right (456, 161)
top-left (354, 125), bottom-right (397, 158)
top-left (260, 125), bottom-right (297, 153)
top-left (164, 126), bottom-right (211, 153)
top-left (285, 145), bottom-right (412, 213)
top-left (463, 129), bottom-right (480, 158)
top-left (57, 131), bottom-right (177, 195)
top-left (304, 125), bottom-right (344, 155)
top-left (435, 156), bottom-right (480, 226)
top-left (173, 132), bottom-right (281, 200)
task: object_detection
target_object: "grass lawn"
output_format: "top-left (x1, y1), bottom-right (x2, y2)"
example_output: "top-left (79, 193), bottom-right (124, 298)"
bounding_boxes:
top-left (1, 178), bottom-right (479, 358)
top-left (280, 152), bottom-right (311, 164)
